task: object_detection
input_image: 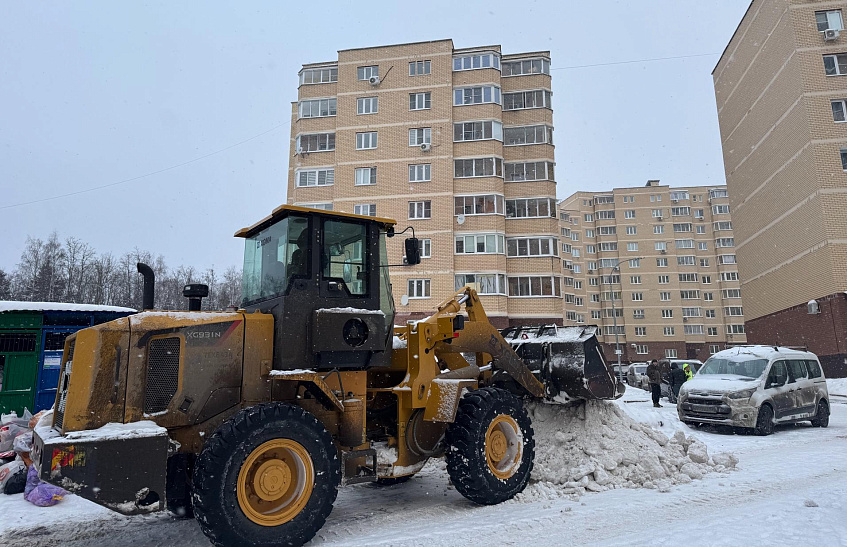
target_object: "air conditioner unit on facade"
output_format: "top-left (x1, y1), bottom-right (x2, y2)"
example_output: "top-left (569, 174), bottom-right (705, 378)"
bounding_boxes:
top-left (825, 28), bottom-right (840, 41)
top-left (420, 142), bottom-right (432, 151)
top-left (369, 75), bottom-right (381, 86)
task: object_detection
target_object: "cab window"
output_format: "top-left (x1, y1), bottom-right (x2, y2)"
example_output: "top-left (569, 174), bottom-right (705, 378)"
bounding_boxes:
top-left (322, 219), bottom-right (368, 296)
top-left (242, 215), bottom-right (310, 305)
top-left (806, 359), bottom-right (823, 379)
top-left (766, 361), bottom-right (788, 388)
top-left (787, 360), bottom-right (808, 382)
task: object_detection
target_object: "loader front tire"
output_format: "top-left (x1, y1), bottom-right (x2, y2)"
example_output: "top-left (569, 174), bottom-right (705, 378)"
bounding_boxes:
top-left (445, 387), bottom-right (534, 505)
top-left (192, 403), bottom-right (340, 547)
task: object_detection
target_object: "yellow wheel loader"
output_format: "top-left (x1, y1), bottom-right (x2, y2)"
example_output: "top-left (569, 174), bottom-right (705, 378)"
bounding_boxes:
top-left (31, 205), bottom-right (622, 547)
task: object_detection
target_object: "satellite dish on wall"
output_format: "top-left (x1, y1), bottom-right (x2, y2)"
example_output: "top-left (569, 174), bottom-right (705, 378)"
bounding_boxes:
top-left (457, 214), bottom-right (466, 225)
top-left (401, 294), bottom-right (410, 306)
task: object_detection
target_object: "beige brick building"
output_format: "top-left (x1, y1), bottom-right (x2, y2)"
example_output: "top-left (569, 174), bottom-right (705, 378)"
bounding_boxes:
top-left (287, 40), bottom-right (561, 327)
top-left (559, 181), bottom-right (747, 363)
top-left (713, 0), bottom-right (847, 374)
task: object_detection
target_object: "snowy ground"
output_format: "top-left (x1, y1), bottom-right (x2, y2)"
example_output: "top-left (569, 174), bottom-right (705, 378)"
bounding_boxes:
top-left (2, 381), bottom-right (846, 547)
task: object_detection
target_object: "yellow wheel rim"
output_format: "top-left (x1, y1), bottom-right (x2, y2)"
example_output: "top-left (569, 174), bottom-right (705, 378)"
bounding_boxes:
top-left (485, 415), bottom-right (523, 480)
top-left (237, 439), bottom-right (314, 526)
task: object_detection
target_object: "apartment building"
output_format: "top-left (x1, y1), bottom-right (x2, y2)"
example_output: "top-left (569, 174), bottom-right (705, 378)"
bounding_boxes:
top-left (287, 40), bottom-right (561, 327)
top-left (714, 0), bottom-right (847, 375)
top-left (559, 181), bottom-right (747, 363)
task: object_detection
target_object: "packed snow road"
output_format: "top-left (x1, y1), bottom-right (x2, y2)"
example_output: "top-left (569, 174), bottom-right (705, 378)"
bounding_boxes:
top-left (2, 386), bottom-right (845, 547)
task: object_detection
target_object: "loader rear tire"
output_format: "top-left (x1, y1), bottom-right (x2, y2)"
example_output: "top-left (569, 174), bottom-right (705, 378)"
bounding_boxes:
top-left (192, 403), bottom-right (340, 547)
top-left (445, 387), bottom-right (534, 505)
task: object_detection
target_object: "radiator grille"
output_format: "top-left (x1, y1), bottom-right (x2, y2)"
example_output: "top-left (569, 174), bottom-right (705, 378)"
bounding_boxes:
top-left (143, 337), bottom-right (181, 414)
top-left (54, 338), bottom-right (76, 431)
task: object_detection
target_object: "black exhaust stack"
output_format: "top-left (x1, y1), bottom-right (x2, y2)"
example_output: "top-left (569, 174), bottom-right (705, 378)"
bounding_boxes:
top-left (183, 284), bottom-right (209, 311)
top-left (137, 263), bottom-right (155, 310)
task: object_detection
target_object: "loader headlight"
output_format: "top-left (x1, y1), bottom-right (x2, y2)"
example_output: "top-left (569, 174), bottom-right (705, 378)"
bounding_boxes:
top-left (727, 388), bottom-right (756, 400)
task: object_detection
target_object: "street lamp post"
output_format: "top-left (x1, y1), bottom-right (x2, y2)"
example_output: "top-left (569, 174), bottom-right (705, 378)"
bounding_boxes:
top-left (603, 257), bottom-right (644, 377)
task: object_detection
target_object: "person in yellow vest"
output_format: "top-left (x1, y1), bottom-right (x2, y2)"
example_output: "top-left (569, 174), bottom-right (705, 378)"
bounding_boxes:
top-left (683, 363), bottom-right (694, 382)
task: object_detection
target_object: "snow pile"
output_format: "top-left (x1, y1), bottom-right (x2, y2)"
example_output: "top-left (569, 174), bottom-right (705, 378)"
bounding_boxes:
top-left (517, 400), bottom-right (737, 502)
top-left (827, 378), bottom-right (847, 397)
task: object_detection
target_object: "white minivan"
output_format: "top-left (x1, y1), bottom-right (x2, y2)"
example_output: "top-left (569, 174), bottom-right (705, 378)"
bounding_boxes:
top-left (677, 346), bottom-right (830, 435)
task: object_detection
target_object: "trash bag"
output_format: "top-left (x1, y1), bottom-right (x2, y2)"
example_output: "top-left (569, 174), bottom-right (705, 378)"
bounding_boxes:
top-left (13, 432), bottom-right (32, 455)
top-left (3, 465), bottom-right (27, 495)
top-left (0, 459), bottom-right (26, 493)
top-left (28, 410), bottom-right (48, 430)
top-left (0, 424), bottom-right (27, 452)
top-left (23, 464), bottom-right (67, 506)
top-left (26, 483), bottom-right (67, 506)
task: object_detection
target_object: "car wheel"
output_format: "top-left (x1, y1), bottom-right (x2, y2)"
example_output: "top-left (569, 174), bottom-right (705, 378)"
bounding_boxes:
top-left (754, 404), bottom-right (775, 436)
top-left (810, 400), bottom-right (830, 428)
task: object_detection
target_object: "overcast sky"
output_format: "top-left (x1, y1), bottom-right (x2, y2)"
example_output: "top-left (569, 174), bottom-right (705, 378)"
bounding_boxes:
top-left (0, 0), bottom-right (750, 273)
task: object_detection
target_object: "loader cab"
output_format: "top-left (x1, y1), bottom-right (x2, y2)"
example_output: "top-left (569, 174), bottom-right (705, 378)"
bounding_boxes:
top-left (236, 206), bottom-right (400, 371)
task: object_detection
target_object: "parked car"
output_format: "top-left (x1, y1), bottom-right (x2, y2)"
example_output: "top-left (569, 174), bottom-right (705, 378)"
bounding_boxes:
top-left (612, 364), bottom-right (630, 383)
top-left (626, 362), bottom-right (648, 389)
top-left (677, 346), bottom-right (829, 435)
top-left (661, 359), bottom-right (703, 398)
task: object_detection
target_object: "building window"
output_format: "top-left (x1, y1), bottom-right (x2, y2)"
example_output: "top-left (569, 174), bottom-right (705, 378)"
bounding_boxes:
top-left (584, 213), bottom-right (594, 222)
top-left (599, 242), bottom-right (618, 252)
top-left (357, 65), bottom-right (378, 81)
top-left (664, 326), bottom-right (675, 336)
top-left (650, 194), bottom-right (662, 202)
top-left (841, 148), bottom-right (847, 170)
top-left (679, 273), bottom-right (698, 283)
top-left (508, 276), bottom-right (562, 297)
top-left (409, 200), bottom-right (431, 219)
top-left (596, 210), bottom-right (616, 220)
top-left (682, 307), bottom-right (702, 317)
top-left (631, 275), bottom-right (641, 284)
top-left (357, 97), bottom-right (378, 115)
top-left (658, 275), bottom-right (669, 284)
top-left (299, 98), bottom-right (337, 119)
top-left (678, 256), bottom-right (696, 266)
top-left (592, 310), bottom-right (602, 320)
top-left (354, 203), bottom-right (376, 216)
top-left (503, 90), bottom-right (552, 110)
top-left (636, 344), bottom-right (649, 355)
top-left (722, 288), bottom-right (742, 299)
top-left (454, 86), bottom-right (502, 105)
top-left (655, 242), bottom-right (667, 252)
top-left (300, 66), bottom-right (338, 85)
top-left (635, 327), bottom-right (647, 337)
top-left (673, 223), bottom-right (692, 233)
top-left (296, 202), bottom-right (332, 211)
top-left (627, 243), bottom-right (639, 252)
top-left (455, 233), bottom-right (505, 255)
top-left (504, 161), bottom-right (554, 182)
top-left (701, 274), bottom-right (711, 283)
top-left (676, 239), bottom-right (694, 249)
top-left (604, 326), bottom-right (625, 336)
top-left (407, 278), bottom-right (430, 298)
top-left (712, 204), bottom-right (730, 215)
top-left (716, 238), bottom-right (735, 248)
top-left (410, 92), bottom-right (432, 110)
top-left (832, 100), bottom-right (847, 123)
top-left (726, 324), bottom-right (746, 335)
top-left (623, 210), bottom-right (636, 220)
top-left (504, 125), bottom-right (553, 146)
top-left (662, 309), bottom-right (673, 319)
top-left (724, 306), bottom-right (744, 316)
top-left (632, 292), bottom-right (644, 301)
top-left (409, 128), bottom-right (431, 146)
top-left (708, 328), bottom-right (719, 337)
top-left (454, 157), bottom-right (504, 178)
top-left (409, 164), bottom-right (431, 182)
top-left (697, 242), bottom-right (707, 251)
top-left (681, 290), bottom-right (700, 300)
top-left (672, 206), bottom-right (690, 216)
top-left (454, 194), bottom-right (504, 216)
top-left (709, 344), bottom-right (721, 353)
top-left (695, 209), bottom-right (705, 219)
top-left (721, 271), bottom-right (739, 282)
top-left (704, 292), bottom-right (714, 302)
top-left (718, 254), bottom-right (737, 265)
top-left (626, 226), bottom-right (637, 236)
top-left (296, 133), bottom-right (335, 153)
top-left (652, 209), bottom-right (664, 219)
top-left (585, 229), bottom-right (594, 237)
top-left (356, 132), bottom-right (378, 150)
top-left (670, 191), bottom-right (689, 201)
top-left (657, 258), bottom-right (668, 267)
top-left (354, 167), bottom-right (376, 186)
top-left (502, 57), bottom-right (550, 76)
top-left (706, 309), bottom-right (716, 318)
top-left (654, 225), bottom-right (665, 234)
top-left (506, 197), bottom-right (554, 218)
top-left (629, 258), bottom-right (641, 268)
top-left (696, 225), bottom-right (706, 235)
top-left (586, 244), bottom-right (596, 253)
top-left (714, 221), bottom-right (733, 231)
top-left (506, 237), bottom-right (556, 257)
top-left (418, 239), bottom-right (431, 259)
top-left (660, 291), bottom-right (671, 301)
top-left (295, 168), bottom-right (334, 187)
top-left (454, 121), bottom-right (503, 142)
top-left (455, 273), bottom-right (506, 295)
top-left (409, 60), bottom-right (431, 76)
top-left (453, 53), bottom-right (500, 71)
top-left (817, 10), bottom-right (844, 32)
top-left (598, 226), bottom-right (616, 235)
top-left (665, 349), bottom-right (678, 359)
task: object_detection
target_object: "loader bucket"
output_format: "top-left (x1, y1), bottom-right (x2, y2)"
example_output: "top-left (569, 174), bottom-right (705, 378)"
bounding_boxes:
top-left (501, 325), bottom-right (624, 403)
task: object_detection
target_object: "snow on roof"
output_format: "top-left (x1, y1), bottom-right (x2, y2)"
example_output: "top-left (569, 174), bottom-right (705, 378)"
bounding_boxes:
top-left (713, 345), bottom-right (817, 361)
top-left (0, 301), bottom-right (136, 314)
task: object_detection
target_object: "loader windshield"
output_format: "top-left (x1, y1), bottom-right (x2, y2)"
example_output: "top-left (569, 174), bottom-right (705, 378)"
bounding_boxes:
top-left (241, 215), bottom-right (310, 305)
